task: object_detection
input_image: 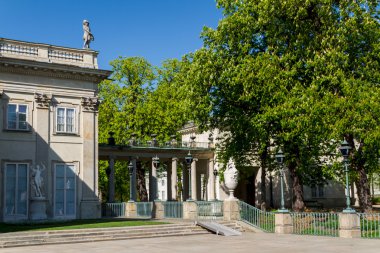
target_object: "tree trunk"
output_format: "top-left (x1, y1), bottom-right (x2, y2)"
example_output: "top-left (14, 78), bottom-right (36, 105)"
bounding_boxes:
top-left (136, 161), bottom-right (148, 201)
top-left (259, 146), bottom-right (269, 210)
top-left (354, 170), bottom-right (372, 212)
top-left (288, 161), bottom-right (305, 212)
top-left (346, 135), bottom-right (372, 212)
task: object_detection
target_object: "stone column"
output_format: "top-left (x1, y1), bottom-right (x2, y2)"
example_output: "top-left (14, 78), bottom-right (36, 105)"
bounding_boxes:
top-left (208, 159), bottom-right (215, 201)
top-left (150, 159), bottom-right (157, 201)
top-left (171, 158), bottom-right (178, 200)
top-left (132, 158), bottom-right (137, 202)
top-left (275, 212), bottom-right (293, 234)
top-left (339, 213), bottom-right (361, 238)
top-left (191, 158), bottom-right (197, 200)
top-left (108, 156), bottom-right (115, 203)
top-left (182, 162), bottom-right (189, 201)
top-left (167, 161), bottom-right (172, 201)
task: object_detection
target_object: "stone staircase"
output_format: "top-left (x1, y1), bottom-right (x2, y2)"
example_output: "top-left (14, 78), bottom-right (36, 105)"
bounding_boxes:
top-left (0, 223), bottom-right (211, 248)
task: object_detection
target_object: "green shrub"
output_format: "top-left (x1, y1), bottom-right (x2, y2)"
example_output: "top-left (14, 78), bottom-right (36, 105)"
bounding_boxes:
top-left (372, 196), bottom-right (380, 204)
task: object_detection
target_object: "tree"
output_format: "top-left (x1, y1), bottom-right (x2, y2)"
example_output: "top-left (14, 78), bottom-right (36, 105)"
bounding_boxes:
top-left (98, 57), bottom-right (192, 201)
top-left (135, 59), bottom-right (192, 141)
top-left (184, 0), bottom-right (380, 211)
top-left (98, 57), bottom-right (155, 201)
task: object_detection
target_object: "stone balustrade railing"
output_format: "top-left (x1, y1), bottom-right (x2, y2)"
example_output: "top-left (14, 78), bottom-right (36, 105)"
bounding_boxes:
top-left (0, 38), bottom-right (98, 69)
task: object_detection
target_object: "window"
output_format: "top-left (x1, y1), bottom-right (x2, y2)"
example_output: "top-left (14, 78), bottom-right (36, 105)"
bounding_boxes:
top-left (56, 107), bottom-right (75, 133)
top-left (311, 184), bottom-right (324, 198)
top-left (55, 164), bottom-right (76, 217)
top-left (7, 104), bottom-right (28, 130)
top-left (4, 163), bottom-right (28, 216)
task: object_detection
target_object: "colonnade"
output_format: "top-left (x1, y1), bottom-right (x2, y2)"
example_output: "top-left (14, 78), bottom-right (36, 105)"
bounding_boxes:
top-left (107, 156), bottom-right (217, 202)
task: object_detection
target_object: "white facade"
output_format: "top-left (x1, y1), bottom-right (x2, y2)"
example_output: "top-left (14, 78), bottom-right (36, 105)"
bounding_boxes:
top-left (0, 38), bottom-right (110, 222)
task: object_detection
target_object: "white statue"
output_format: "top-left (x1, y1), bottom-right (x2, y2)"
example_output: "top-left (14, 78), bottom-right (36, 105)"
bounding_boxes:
top-left (83, 20), bottom-right (94, 49)
top-left (31, 163), bottom-right (46, 198)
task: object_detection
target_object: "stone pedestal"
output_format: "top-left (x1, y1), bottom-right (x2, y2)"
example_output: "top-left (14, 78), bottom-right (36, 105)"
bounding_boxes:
top-left (223, 199), bottom-right (240, 221)
top-left (183, 201), bottom-right (197, 220)
top-left (275, 212), bottom-right (293, 234)
top-left (154, 201), bottom-right (164, 219)
top-left (30, 198), bottom-right (48, 220)
top-left (126, 202), bottom-right (137, 218)
top-left (339, 213), bottom-right (361, 238)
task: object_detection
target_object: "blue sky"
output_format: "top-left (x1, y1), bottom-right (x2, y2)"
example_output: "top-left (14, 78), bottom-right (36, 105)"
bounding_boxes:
top-left (0, 0), bottom-right (222, 70)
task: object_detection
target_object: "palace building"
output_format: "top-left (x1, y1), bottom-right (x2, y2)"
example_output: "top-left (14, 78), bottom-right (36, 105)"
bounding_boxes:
top-left (0, 38), bottom-right (110, 222)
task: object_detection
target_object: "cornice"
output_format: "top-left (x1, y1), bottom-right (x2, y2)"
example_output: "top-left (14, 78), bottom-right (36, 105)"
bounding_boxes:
top-left (0, 57), bottom-right (111, 83)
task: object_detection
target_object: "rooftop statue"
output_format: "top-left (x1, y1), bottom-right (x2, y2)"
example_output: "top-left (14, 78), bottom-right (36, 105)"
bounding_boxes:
top-left (83, 20), bottom-right (94, 49)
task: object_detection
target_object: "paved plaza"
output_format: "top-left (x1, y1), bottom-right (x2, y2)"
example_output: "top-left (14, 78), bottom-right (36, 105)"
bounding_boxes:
top-left (1, 232), bottom-right (379, 253)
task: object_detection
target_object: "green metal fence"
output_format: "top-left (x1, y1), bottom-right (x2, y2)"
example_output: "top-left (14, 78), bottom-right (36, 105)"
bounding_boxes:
top-left (196, 201), bottom-right (223, 220)
top-left (163, 201), bottom-right (183, 218)
top-left (101, 202), bottom-right (126, 217)
top-left (136, 202), bottom-right (153, 218)
top-left (291, 212), bottom-right (339, 237)
top-left (359, 213), bottom-right (380, 239)
top-left (238, 201), bottom-right (275, 232)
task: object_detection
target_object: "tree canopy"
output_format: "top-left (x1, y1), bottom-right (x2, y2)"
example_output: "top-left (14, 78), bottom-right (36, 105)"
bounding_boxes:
top-left (184, 0), bottom-right (380, 211)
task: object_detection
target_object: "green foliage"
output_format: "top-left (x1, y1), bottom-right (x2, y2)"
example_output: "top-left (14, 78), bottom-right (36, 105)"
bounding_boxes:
top-left (184, 0), bottom-right (380, 210)
top-left (373, 196), bottom-right (380, 204)
top-left (98, 57), bottom-right (192, 201)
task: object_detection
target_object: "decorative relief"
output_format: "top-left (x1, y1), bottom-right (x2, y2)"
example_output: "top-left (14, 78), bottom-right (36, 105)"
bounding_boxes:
top-left (34, 93), bottom-right (52, 108)
top-left (81, 96), bottom-right (99, 111)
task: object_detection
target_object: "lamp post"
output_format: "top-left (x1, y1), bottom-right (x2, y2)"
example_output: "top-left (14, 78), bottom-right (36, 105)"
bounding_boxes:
top-left (339, 140), bottom-right (355, 213)
top-left (185, 151), bottom-right (193, 201)
top-left (152, 155), bottom-right (160, 201)
top-left (275, 148), bottom-right (288, 212)
top-left (128, 161), bottom-right (134, 202)
top-left (213, 168), bottom-right (218, 201)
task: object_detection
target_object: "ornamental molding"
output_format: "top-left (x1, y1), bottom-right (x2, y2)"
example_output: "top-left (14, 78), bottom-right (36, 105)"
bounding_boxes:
top-left (0, 58), bottom-right (110, 83)
top-left (34, 92), bottom-right (52, 108)
top-left (81, 96), bottom-right (99, 112)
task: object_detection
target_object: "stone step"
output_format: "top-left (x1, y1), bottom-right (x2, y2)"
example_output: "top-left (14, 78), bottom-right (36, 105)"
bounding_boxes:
top-left (0, 223), bottom-right (195, 238)
top-left (1, 230), bottom-right (210, 248)
top-left (0, 223), bottom-right (198, 239)
top-left (0, 223), bottom-right (211, 248)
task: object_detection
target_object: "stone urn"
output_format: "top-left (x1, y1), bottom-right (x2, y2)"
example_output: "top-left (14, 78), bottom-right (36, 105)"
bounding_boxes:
top-left (224, 158), bottom-right (239, 200)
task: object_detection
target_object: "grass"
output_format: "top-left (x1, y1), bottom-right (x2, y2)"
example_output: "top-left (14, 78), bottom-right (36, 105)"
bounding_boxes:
top-left (360, 217), bottom-right (380, 239)
top-left (0, 219), bottom-right (169, 233)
